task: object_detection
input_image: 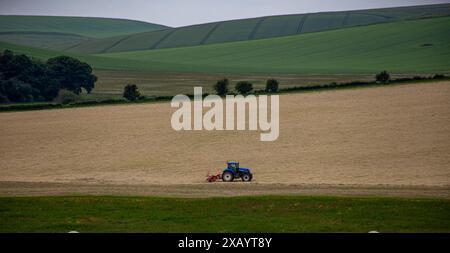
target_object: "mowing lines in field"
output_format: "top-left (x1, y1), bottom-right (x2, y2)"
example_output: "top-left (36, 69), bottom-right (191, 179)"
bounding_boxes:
top-left (150, 29), bottom-right (176, 50)
top-left (297, 15), bottom-right (309, 34)
top-left (342, 13), bottom-right (351, 27)
top-left (362, 12), bottom-right (395, 21)
top-left (248, 17), bottom-right (267, 40)
top-left (200, 22), bottom-right (221, 45)
top-left (62, 41), bottom-right (84, 51)
top-left (99, 34), bottom-right (133, 54)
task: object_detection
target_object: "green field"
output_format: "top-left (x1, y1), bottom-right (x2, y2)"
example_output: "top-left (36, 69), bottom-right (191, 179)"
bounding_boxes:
top-left (101, 16), bottom-right (450, 74)
top-left (0, 15), bottom-right (169, 38)
top-left (0, 196), bottom-right (449, 232)
top-left (0, 41), bottom-right (173, 71)
top-left (2, 16), bottom-right (449, 75)
top-left (0, 31), bottom-right (91, 50)
top-left (0, 5), bottom-right (449, 103)
top-left (1, 4), bottom-right (449, 235)
top-left (0, 15), bottom-right (169, 50)
top-left (64, 3), bottom-right (450, 54)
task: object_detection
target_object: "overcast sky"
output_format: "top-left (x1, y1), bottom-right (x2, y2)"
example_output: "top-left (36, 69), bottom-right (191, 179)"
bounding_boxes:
top-left (1, 0), bottom-right (449, 27)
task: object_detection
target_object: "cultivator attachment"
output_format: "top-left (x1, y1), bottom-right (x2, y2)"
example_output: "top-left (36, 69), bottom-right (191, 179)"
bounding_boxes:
top-left (206, 173), bottom-right (221, 182)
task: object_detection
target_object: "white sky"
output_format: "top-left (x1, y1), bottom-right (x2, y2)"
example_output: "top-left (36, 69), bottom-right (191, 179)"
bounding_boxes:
top-left (0, 0), bottom-right (449, 27)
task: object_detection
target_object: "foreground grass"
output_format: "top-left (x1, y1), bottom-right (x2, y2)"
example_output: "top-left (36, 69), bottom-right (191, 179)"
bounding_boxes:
top-left (0, 196), bottom-right (449, 232)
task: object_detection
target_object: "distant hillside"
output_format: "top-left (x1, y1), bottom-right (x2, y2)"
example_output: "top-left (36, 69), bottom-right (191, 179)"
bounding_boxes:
top-left (2, 16), bottom-right (449, 74)
top-left (0, 15), bottom-right (169, 37)
top-left (0, 15), bottom-right (170, 50)
top-left (98, 16), bottom-right (450, 74)
top-left (65, 3), bottom-right (450, 54)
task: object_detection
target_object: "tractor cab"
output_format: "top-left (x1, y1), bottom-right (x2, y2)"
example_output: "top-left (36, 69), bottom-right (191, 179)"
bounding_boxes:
top-left (227, 161), bottom-right (239, 172)
top-left (222, 161), bottom-right (253, 182)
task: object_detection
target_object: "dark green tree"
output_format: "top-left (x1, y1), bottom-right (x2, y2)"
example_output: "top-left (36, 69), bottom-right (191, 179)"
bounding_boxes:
top-left (0, 78), bottom-right (34, 103)
top-left (0, 50), bottom-right (97, 102)
top-left (123, 84), bottom-right (141, 101)
top-left (47, 56), bottom-right (97, 94)
top-left (0, 92), bottom-right (8, 103)
top-left (376, 71), bottom-right (390, 83)
top-left (235, 81), bottom-right (253, 95)
top-left (213, 78), bottom-right (229, 96)
top-left (1, 50), bottom-right (60, 101)
top-left (20, 61), bottom-right (60, 101)
top-left (265, 79), bottom-right (279, 92)
top-left (0, 50), bottom-right (13, 65)
top-left (0, 51), bottom-right (33, 80)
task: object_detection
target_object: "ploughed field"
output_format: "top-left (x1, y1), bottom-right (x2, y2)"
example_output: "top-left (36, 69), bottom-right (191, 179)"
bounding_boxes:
top-left (0, 82), bottom-right (449, 196)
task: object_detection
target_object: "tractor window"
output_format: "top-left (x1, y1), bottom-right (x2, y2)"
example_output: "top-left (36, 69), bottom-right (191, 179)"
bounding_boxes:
top-left (229, 163), bottom-right (237, 169)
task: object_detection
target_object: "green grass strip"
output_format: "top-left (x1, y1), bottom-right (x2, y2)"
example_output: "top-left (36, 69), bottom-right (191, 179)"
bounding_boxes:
top-left (0, 195), bottom-right (449, 232)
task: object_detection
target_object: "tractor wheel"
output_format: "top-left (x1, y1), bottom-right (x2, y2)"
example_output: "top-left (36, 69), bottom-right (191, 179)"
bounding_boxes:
top-left (222, 172), bottom-right (234, 182)
top-left (241, 173), bottom-right (252, 182)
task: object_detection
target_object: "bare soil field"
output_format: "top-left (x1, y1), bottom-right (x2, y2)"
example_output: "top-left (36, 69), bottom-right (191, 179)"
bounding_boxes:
top-left (0, 82), bottom-right (449, 197)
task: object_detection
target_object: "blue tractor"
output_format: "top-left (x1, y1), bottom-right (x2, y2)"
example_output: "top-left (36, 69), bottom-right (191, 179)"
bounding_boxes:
top-left (222, 161), bottom-right (253, 182)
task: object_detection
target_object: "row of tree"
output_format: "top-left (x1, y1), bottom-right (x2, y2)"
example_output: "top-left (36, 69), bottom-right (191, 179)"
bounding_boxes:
top-left (120, 79), bottom-right (280, 102)
top-left (0, 50), bottom-right (97, 103)
top-left (214, 78), bottom-right (279, 96)
top-left (212, 71), bottom-right (394, 97)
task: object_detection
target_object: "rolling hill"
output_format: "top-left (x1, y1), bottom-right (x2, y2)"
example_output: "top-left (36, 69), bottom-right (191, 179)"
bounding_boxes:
top-left (0, 31), bottom-right (91, 51)
top-left (0, 15), bottom-right (170, 50)
top-left (100, 16), bottom-right (450, 74)
top-left (64, 3), bottom-right (450, 54)
top-left (0, 40), bottom-right (199, 75)
top-left (0, 15), bottom-right (169, 37)
top-left (2, 16), bottom-right (449, 75)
